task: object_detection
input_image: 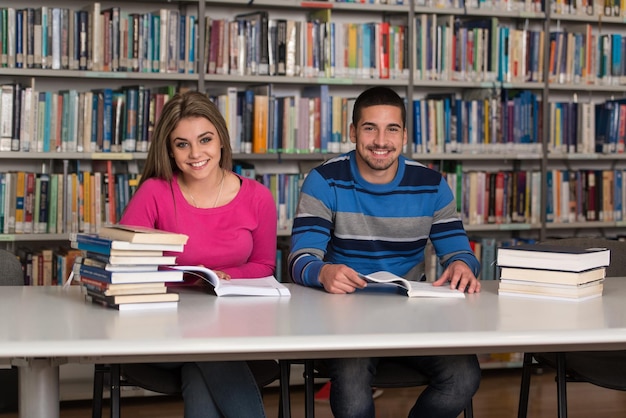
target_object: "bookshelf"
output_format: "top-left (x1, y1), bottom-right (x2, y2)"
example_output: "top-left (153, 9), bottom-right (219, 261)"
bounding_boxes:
top-left (0, 0), bottom-right (625, 273)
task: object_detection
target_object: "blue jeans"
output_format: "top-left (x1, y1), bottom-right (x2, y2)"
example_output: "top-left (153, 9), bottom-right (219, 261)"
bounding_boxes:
top-left (155, 361), bottom-right (266, 418)
top-left (325, 355), bottom-right (480, 418)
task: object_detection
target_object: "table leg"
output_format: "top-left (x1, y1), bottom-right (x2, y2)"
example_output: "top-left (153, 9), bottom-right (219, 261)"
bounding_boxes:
top-left (556, 353), bottom-right (568, 418)
top-left (17, 359), bottom-right (60, 418)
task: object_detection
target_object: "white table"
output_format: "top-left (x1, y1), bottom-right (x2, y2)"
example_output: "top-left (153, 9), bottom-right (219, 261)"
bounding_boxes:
top-left (2, 279), bottom-right (626, 417)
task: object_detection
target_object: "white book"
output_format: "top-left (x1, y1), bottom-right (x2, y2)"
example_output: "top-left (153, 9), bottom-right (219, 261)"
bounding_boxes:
top-left (0, 85), bottom-right (14, 151)
top-left (359, 271), bottom-right (465, 298)
top-left (51, 8), bottom-right (61, 70)
top-left (7, 8), bottom-right (15, 68)
top-left (496, 244), bottom-right (610, 272)
top-left (169, 265), bottom-right (290, 297)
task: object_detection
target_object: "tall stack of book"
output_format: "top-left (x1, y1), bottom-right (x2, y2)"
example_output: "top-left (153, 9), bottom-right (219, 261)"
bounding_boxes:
top-left (496, 244), bottom-right (611, 301)
top-left (70, 225), bottom-right (189, 311)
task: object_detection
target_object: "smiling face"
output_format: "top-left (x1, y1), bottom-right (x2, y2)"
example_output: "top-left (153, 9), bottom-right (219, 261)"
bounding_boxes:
top-left (170, 116), bottom-right (223, 183)
top-left (349, 104), bottom-right (407, 184)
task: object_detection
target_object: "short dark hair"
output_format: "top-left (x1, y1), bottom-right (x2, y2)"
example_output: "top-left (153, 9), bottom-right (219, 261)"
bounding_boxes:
top-left (352, 86), bottom-right (406, 128)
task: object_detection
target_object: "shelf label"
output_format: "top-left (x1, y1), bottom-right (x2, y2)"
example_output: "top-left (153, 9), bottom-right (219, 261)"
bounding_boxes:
top-left (0, 235), bottom-right (16, 241)
top-left (90, 153), bottom-right (133, 160)
top-left (499, 224), bottom-right (531, 230)
top-left (318, 77), bottom-right (353, 85)
top-left (86, 72), bottom-right (128, 79)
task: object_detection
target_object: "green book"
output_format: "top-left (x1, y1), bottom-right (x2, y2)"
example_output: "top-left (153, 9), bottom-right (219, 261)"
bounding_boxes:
top-left (47, 174), bottom-right (58, 234)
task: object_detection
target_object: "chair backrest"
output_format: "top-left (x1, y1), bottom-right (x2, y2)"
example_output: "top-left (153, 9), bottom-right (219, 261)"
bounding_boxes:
top-left (0, 249), bottom-right (24, 286)
top-left (120, 360), bottom-right (280, 396)
top-left (539, 238), bottom-right (626, 277)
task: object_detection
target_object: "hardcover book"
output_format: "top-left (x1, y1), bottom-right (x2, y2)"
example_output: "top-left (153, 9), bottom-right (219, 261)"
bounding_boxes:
top-left (84, 251), bottom-right (178, 266)
top-left (498, 278), bottom-right (604, 301)
top-left (499, 266), bottom-right (606, 286)
top-left (70, 233), bottom-right (185, 253)
top-left (496, 244), bottom-right (610, 272)
top-left (85, 289), bottom-right (179, 305)
top-left (86, 293), bottom-right (178, 311)
top-left (76, 263), bottom-right (184, 284)
top-left (168, 265), bottom-right (290, 297)
top-left (79, 275), bottom-right (167, 295)
top-left (97, 225), bottom-right (189, 245)
top-left (358, 271), bottom-right (465, 298)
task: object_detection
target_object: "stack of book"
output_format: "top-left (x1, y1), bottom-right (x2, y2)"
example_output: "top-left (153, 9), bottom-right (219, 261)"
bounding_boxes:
top-left (70, 225), bottom-right (189, 311)
top-left (496, 244), bottom-right (611, 301)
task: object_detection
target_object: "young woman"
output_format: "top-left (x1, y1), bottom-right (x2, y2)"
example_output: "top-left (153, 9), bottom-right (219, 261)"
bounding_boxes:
top-left (121, 90), bottom-right (277, 418)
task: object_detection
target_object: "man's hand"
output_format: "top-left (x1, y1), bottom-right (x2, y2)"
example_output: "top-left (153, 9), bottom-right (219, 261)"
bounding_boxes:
top-left (319, 264), bottom-right (367, 294)
top-left (433, 261), bottom-right (481, 293)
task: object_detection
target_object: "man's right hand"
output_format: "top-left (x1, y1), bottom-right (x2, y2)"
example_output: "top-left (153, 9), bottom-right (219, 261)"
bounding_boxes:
top-left (319, 264), bottom-right (367, 294)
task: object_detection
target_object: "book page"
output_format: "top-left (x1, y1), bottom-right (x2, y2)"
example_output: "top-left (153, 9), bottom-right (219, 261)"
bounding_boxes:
top-left (361, 271), bottom-right (465, 298)
top-left (169, 266), bottom-right (290, 297)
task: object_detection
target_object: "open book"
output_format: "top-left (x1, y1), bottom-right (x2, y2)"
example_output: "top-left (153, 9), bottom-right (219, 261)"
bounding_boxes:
top-left (168, 266), bottom-right (290, 297)
top-left (359, 271), bottom-right (465, 298)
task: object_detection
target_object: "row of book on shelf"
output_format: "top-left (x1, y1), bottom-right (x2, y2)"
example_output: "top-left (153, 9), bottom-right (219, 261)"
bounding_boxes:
top-left (0, 83), bottom-right (177, 153)
top-left (5, 3), bottom-right (626, 84)
top-left (414, 91), bottom-right (626, 156)
top-left (0, 165), bottom-right (300, 235)
top-left (3, 79), bottom-right (626, 155)
top-left (4, 164), bottom-right (626, 237)
top-left (0, 5), bottom-right (409, 80)
top-left (496, 243), bottom-right (610, 300)
top-left (353, 0), bottom-right (626, 15)
top-left (443, 167), bottom-right (626, 226)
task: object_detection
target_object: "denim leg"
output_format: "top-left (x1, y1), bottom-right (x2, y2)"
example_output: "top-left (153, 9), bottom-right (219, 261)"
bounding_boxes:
top-left (325, 357), bottom-right (378, 418)
top-left (180, 363), bottom-right (222, 418)
top-left (195, 361), bottom-right (266, 418)
top-left (404, 355), bottom-right (481, 418)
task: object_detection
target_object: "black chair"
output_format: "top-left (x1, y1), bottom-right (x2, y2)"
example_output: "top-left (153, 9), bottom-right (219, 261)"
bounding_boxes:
top-left (292, 358), bottom-right (474, 418)
top-left (517, 237), bottom-right (626, 418)
top-left (0, 249), bottom-right (24, 285)
top-left (92, 360), bottom-right (290, 418)
top-left (0, 249), bottom-right (23, 412)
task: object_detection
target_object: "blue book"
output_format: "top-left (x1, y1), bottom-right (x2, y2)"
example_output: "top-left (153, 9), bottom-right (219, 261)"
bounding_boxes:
top-left (16, 10), bottom-right (24, 68)
top-left (187, 15), bottom-right (196, 74)
top-left (141, 13), bottom-right (151, 72)
top-left (124, 87), bottom-right (138, 152)
top-left (101, 88), bottom-right (113, 152)
top-left (362, 23), bottom-right (371, 78)
top-left (178, 14), bottom-right (186, 73)
top-left (41, 7), bottom-right (49, 68)
top-left (611, 34), bottom-right (622, 79)
top-left (546, 170), bottom-right (554, 223)
top-left (77, 263), bottom-right (184, 284)
top-left (151, 14), bottom-right (160, 73)
top-left (38, 173), bottom-right (50, 233)
top-left (615, 169), bottom-right (623, 221)
top-left (480, 237), bottom-right (497, 281)
top-left (90, 92), bottom-right (99, 152)
top-left (0, 174), bottom-right (5, 229)
top-left (70, 233), bottom-right (185, 253)
top-left (413, 100), bottom-right (423, 154)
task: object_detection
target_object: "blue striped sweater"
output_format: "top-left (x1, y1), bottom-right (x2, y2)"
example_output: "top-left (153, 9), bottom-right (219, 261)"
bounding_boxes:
top-left (289, 151), bottom-right (480, 287)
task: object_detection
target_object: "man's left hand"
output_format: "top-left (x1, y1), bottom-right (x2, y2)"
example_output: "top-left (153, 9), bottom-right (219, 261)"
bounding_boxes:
top-left (432, 261), bottom-right (480, 293)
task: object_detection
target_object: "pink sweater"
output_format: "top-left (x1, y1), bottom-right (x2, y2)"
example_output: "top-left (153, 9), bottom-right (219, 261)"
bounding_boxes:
top-left (120, 174), bottom-right (277, 279)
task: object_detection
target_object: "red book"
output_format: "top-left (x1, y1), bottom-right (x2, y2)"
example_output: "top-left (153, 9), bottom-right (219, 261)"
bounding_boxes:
top-left (494, 171), bottom-right (505, 224)
top-left (379, 22), bottom-right (390, 79)
top-left (24, 172), bottom-right (36, 233)
top-left (106, 160), bottom-right (116, 225)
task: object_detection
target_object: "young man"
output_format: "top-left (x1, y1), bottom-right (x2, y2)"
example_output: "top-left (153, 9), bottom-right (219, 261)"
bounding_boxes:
top-left (288, 86), bottom-right (481, 418)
